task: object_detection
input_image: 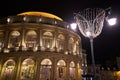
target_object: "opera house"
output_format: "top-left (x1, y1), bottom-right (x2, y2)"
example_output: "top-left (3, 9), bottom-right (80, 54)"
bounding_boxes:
top-left (0, 11), bottom-right (87, 80)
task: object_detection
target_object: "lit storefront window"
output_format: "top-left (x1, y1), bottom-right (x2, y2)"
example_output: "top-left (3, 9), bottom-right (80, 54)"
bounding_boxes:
top-left (25, 30), bottom-right (37, 49)
top-left (69, 61), bottom-right (75, 79)
top-left (1, 59), bottom-right (15, 80)
top-left (43, 32), bottom-right (53, 49)
top-left (9, 31), bottom-right (20, 49)
top-left (57, 60), bottom-right (66, 79)
top-left (40, 59), bottom-right (52, 80)
top-left (57, 34), bottom-right (65, 52)
top-left (20, 58), bottom-right (35, 80)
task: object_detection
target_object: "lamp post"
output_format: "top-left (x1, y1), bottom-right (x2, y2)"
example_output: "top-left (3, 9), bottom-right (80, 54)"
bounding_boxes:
top-left (74, 8), bottom-right (107, 79)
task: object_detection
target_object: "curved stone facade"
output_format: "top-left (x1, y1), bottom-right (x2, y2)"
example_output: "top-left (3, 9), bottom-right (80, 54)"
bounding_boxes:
top-left (0, 12), bottom-right (83, 80)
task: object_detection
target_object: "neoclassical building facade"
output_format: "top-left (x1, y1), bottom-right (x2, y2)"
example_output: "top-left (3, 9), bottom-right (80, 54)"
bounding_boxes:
top-left (0, 11), bottom-right (86, 80)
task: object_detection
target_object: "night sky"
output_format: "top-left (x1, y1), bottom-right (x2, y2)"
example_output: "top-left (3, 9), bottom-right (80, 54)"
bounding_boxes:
top-left (0, 0), bottom-right (120, 65)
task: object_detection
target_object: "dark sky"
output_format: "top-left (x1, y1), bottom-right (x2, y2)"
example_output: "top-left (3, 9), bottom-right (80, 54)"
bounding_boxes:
top-left (0, 0), bottom-right (120, 65)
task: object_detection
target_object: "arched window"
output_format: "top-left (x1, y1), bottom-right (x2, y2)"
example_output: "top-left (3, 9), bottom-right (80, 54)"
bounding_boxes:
top-left (25, 30), bottom-right (37, 49)
top-left (68, 37), bottom-right (74, 54)
top-left (69, 61), bottom-right (76, 79)
top-left (1, 59), bottom-right (15, 80)
top-left (9, 31), bottom-right (20, 48)
top-left (41, 59), bottom-right (52, 65)
top-left (20, 58), bottom-right (35, 80)
top-left (40, 59), bottom-right (52, 80)
top-left (57, 34), bottom-right (65, 52)
top-left (0, 31), bottom-right (4, 51)
top-left (43, 32), bottom-right (53, 48)
top-left (57, 60), bottom-right (66, 79)
top-left (73, 41), bottom-right (80, 55)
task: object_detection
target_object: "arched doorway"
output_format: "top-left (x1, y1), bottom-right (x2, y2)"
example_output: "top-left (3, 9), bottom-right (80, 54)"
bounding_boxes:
top-left (40, 58), bottom-right (52, 80)
top-left (69, 61), bottom-right (76, 80)
top-left (1, 59), bottom-right (16, 80)
top-left (20, 58), bottom-right (35, 80)
top-left (57, 60), bottom-right (66, 80)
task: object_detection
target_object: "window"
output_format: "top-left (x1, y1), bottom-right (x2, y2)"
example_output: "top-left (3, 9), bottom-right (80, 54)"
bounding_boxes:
top-left (69, 61), bottom-right (75, 79)
top-left (25, 30), bottom-right (37, 48)
top-left (57, 60), bottom-right (66, 79)
top-left (20, 58), bottom-right (35, 80)
top-left (68, 37), bottom-right (74, 54)
top-left (57, 34), bottom-right (65, 52)
top-left (1, 59), bottom-right (15, 80)
top-left (9, 31), bottom-right (20, 48)
top-left (43, 32), bottom-right (53, 49)
top-left (40, 59), bottom-right (52, 80)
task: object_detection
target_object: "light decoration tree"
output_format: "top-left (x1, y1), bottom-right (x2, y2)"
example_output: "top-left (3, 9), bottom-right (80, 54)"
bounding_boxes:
top-left (74, 8), bottom-right (107, 79)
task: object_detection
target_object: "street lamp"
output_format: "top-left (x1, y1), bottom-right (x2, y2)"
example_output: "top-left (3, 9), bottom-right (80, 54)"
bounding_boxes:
top-left (74, 8), bottom-right (107, 79)
top-left (107, 17), bottom-right (117, 26)
top-left (70, 23), bottom-right (77, 30)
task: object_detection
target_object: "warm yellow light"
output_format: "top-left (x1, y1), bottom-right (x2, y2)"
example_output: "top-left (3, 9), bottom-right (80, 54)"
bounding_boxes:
top-left (117, 71), bottom-right (120, 76)
top-left (17, 11), bottom-right (63, 21)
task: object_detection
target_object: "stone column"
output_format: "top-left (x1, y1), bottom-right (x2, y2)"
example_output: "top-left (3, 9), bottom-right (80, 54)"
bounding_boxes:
top-left (15, 56), bottom-right (22, 80)
top-left (53, 30), bottom-right (57, 52)
top-left (20, 27), bottom-right (25, 51)
top-left (52, 57), bottom-right (57, 80)
top-left (37, 30), bottom-right (40, 51)
top-left (77, 62), bottom-right (82, 80)
top-left (40, 30), bottom-right (42, 49)
top-left (64, 33), bottom-right (69, 54)
top-left (66, 61), bottom-right (70, 80)
top-left (3, 30), bottom-right (9, 49)
top-left (35, 59), bottom-right (40, 80)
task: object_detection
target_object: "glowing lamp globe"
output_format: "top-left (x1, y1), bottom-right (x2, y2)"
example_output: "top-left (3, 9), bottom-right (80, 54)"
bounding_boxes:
top-left (107, 18), bottom-right (117, 26)
top-left (70, 23), bottom-right (77, 30)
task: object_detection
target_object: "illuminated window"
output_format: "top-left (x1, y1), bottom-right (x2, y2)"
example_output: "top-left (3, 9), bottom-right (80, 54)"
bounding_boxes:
top-left (69, 61), bottom-right (75, 79)
top-left (25, 30), bottom-right (37, 48)
top-left (41, 59), bottom-right (52, 65)
top-left (9, 31), bottom-right (20, 48)
top-left (57, 60), bottom-right (66, 78)
top-left (1, 59), bottom-right (15, 80)
top-left (20, 58), bottom-right (35, 80)
top-left (43, 32), bottom-right (53, 48)
top-left (57, 34), bottom-right (65, 52)
top-left (68, 37), bottom-right (74, 54)
top-left (40, 59), bottom-right (52, 80)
